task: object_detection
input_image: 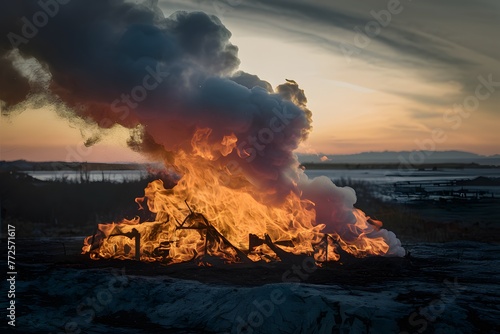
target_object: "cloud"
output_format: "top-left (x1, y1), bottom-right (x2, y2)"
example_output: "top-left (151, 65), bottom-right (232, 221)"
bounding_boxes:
top-left (166, 0), bottom-right (500, 108)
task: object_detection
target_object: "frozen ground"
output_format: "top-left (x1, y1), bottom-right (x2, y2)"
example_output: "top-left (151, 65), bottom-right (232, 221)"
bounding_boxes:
top-left (1, 238), bottom-right (499, 333)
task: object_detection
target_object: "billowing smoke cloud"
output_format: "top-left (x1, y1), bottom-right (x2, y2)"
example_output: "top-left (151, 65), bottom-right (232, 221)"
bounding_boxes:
top-left (0, 0), bottom-right (403, 255)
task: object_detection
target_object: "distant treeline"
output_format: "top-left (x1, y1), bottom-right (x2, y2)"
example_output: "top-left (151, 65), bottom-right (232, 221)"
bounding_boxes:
top-left (0, 160), bottom-right (161, 172)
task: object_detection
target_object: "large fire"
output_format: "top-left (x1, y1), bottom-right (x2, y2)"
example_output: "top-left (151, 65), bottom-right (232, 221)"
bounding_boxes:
top-left (82, 129), bottom-right (402, 264)
top-left (0, 0), bottom-right (404, 265)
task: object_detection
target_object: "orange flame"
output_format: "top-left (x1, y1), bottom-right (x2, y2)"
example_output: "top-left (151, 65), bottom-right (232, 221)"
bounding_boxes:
top-left (83, 128), bottom-right (400, 264)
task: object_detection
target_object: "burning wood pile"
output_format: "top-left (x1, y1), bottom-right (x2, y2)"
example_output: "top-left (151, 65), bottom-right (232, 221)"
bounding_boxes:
top-left (82, 178), bottom-right (404, 265)
top-left (84, 209), bottom-right (372, 265)
top-left (83, 208), bottom-right (325, 264)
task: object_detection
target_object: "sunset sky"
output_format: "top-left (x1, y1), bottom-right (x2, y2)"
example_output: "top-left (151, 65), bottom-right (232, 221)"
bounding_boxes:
top-left (1, 0), bottom-right (499, 162)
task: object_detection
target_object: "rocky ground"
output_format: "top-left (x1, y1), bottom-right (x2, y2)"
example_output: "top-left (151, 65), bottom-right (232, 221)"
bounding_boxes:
top-left (1, 237), bottom-right (499, 333)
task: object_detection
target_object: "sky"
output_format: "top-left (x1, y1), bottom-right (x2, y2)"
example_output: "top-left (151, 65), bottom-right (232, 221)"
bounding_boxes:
top-left (1, 0), bottom-right (499, 162)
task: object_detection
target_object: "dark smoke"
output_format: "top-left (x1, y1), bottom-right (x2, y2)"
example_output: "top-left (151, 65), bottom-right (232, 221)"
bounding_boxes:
top-left (0, 0), bottom-right (311, 200)
top-left (0, 0), bottom-right (404, 254)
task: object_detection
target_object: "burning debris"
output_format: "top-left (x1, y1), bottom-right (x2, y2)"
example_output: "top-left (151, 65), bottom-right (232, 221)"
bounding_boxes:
top-left (83, 207), bottom-right (344, 265)
top-left (82, 179), bottom-right (403, 265)
top-left (1, 1), bottom-right (405, 264)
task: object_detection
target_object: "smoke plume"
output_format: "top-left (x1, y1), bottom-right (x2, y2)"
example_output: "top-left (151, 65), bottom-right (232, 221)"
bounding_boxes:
top-left (0, 0), bottom-right (404, 255)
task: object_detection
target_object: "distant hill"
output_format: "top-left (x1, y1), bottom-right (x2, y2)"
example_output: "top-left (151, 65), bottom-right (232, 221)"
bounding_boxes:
top-left (297, 151), bottom-right (500, 166)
